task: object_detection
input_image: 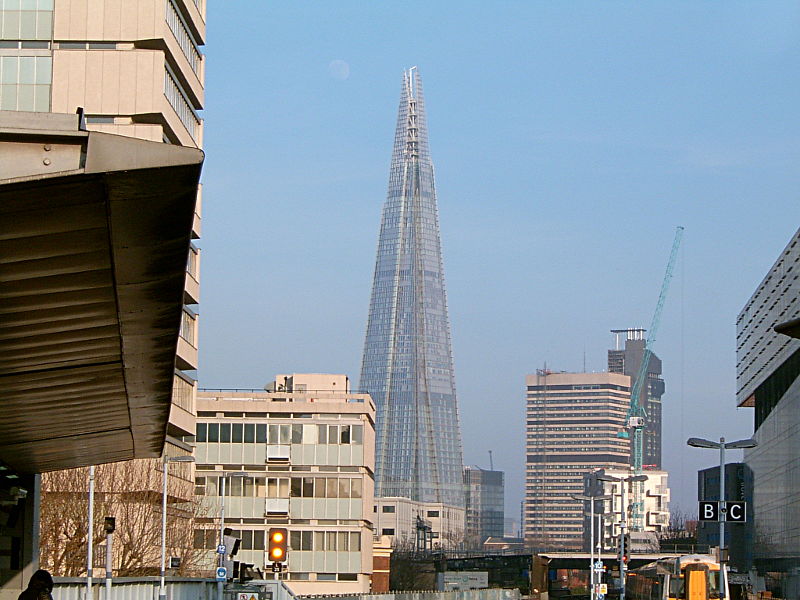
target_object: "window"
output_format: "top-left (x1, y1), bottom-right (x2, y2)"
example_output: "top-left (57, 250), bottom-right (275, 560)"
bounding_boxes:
top-left (232, 423), bottom-right (243, 443)
top-left (382, 505), bottom-right (395, 513)
top-left (427, 510), bottom-right (439, 517)
top-left (381, 528), bottom-right (395, 536)
top-left (207, 423), bottom-right (219, 443)
top-left (196, 423), bottom-right (207, 442)
top-left (256, 424), bottom-right (267, 443)
top-left (244, 424), bottom-right (255, 443)
top-left (220, 423), bottom-right (231, 443)
top-left (318, 574), bottom-right (336, 581)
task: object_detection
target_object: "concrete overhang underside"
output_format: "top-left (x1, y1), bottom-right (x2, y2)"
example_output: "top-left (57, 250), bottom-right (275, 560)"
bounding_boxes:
top-left (0, 111), bottom-right (203, 474)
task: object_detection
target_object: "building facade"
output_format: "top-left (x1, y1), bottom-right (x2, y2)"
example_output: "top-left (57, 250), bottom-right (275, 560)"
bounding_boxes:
top-left (608, 329), bottom-right (665, 468)
top-left (195, 374), bottom-right (375, 594)
top-left (736, 227), bottom-right (800, 590)
top-left (696, 463), bottom-right (753, 573)
top-left (0, 0), bottom-right (205, 576)
top-left (373, 496), bottom-right (465, 550)
top-left (464, 466), bottom-right (505, 547)
top-left (584, 468), bottom-right (670, 553)
top-left (524, 371), bottom-right (631, 550)
top-left (359, 67), bottom-right (464, 509)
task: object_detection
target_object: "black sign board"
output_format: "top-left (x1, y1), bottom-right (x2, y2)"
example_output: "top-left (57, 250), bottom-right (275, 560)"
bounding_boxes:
top-left (699, 501), bottom-right (747, 522)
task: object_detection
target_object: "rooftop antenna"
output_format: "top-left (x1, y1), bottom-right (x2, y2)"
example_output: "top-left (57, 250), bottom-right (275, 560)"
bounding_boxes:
top-left (488, 450), bottom-right (494, 471)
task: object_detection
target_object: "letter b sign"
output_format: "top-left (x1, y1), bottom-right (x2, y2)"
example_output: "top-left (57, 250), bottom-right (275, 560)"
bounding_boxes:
top-left (699, 501), bottom-right (719, 521)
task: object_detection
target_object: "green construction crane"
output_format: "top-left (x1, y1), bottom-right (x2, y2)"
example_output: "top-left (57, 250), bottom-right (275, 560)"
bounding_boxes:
top-left (618, 225), bottom-right (684, 531)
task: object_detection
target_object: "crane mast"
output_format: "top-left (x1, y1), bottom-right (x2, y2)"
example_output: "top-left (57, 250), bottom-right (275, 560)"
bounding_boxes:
top-left (621, 225), bottom-right (684, 531)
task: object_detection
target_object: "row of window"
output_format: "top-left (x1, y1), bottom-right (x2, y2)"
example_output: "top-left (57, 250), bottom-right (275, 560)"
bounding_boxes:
top-left (289, 530), bottom-right (361, 552)
top-left (195, 475), bottom-right (364, 499)
top-left (194, 529), bottom-right (361, 552)
top-left (196, 422), bottom-right (363, 445)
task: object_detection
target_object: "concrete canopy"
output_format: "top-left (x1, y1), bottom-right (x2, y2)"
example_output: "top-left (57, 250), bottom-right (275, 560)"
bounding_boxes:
top-left (0, 111), bottom-right (203, 474)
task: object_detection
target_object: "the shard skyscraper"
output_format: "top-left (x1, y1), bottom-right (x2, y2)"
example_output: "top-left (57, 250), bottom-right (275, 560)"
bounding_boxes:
top-left (360, 67), bottom-right (465, 508)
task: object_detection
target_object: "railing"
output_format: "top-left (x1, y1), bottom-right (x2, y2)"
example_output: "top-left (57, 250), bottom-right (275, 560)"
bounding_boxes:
top-left (166, 0), bottom-right (202, 76)
top-left (187, 244), bottom-right (199, 279)
top-left (180, 309), bottom-right (197, 347)
top-left (164, 65), bottom-right (200, 141)
top-left (172, 372), bottom-right (195, 412)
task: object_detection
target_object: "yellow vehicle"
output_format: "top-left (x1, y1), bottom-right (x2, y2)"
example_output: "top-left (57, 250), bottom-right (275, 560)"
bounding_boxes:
top-left (626, 555), bottom-right (726, 600)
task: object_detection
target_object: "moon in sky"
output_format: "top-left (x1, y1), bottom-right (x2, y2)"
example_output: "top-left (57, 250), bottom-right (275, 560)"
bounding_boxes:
top-left (328, 60), bottom-right (350, 81)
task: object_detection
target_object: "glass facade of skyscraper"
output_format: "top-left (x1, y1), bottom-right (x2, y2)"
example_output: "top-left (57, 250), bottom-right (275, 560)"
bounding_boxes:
top-left (359, 68), bottom-right (464, 508)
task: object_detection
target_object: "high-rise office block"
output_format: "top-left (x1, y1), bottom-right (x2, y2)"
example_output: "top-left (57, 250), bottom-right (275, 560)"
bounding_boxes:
top-left (524, 371), bottom-right (631, 550)
top-left (464, 466), bottom-right (505, 547)
top-left (0, 0), bottom-right (206, 575)
top-left (359, 67), bottom-right (464, 509)
top-left (608, 329), bottom-right (665, 468)
top-left (737, 227), bottom-right (800, 589)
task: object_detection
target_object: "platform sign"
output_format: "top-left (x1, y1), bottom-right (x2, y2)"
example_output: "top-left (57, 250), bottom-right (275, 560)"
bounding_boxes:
top-left (215, 566), bottom-right (227, 582)
top-left (217, 544), bottom-right (227, 555)
top-left (599, 584), bottom-right (608, 595)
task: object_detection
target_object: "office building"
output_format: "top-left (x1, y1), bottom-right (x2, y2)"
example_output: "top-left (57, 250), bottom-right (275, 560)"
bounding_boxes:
top-left (359, 67), bottom-right (465, 510)
top-left (195, 374), bottom-right (375, 594)
top-left (736, 227), bottom-right (800, 592)
top-left (608, 329), bottom-right (665, 468)
top-left (524, 371), bottom-right (631, 550)
top-left (696, 463), bottom-right (753, 572)
top-left (1, 0), bottom-right (204, 580)
top-left (464, 466), bottom-right (505, 547)
top-left (373, 497), bottom-right (465, 550)
top-left (584, 468), bottom-right (670, 553)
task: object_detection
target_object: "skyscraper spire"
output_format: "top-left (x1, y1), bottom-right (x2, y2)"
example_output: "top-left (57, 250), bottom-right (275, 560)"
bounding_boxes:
top-left (360, 68), bottom-right (465, 508)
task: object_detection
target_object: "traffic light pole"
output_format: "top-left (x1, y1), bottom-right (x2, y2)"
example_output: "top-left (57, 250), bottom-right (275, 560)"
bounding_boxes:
top-left (620, 479), bottom-right (628, 600)
top-left (218, 476), bottom-right (226, 600)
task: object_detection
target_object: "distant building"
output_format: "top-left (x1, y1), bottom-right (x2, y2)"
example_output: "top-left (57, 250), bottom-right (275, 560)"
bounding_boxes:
top-left (373, 496), bottom-right (466, 550)
top-left (736, 226), bottom-right (800, 590)
top-left (464, 466), bottom-right (505, 546)
top-left (608, 329), bottom-right (666, 468)
top-left (584, 468), bottom-right (670, 553)
top-left (524, 371), bottom-right (631, 550)
top-left (696, 463), bottom-right (753, 572)
top-left (359, 67), bottom-right (465, 510)
top-left (195, 374), bottom-right (375, 594)
top-left (504, 517), bottom-right (520, 538)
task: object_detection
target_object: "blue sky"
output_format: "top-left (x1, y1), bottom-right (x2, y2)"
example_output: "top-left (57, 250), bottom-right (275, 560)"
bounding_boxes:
top-left (198, 2), bottom-right (800, 519)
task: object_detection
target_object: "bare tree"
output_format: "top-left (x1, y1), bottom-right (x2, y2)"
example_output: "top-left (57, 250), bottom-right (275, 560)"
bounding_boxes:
top-left (40, 459), bottom-right (206, 577)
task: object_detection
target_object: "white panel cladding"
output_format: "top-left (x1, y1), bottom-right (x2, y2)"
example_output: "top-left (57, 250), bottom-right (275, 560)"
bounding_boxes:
top-left (266, 498), bottom-right (289, 515)
top-left (267, 445), bottom-right (290, 461)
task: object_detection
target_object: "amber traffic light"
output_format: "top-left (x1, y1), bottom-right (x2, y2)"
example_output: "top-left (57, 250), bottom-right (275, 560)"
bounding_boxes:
top-left (268, 528), bottom-right (288, 563)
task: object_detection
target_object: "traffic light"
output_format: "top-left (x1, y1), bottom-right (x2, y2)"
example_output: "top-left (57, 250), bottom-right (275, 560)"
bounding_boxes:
top-left (268, 528), bottom-right (288, 563)
top-left (104, 516), bottom-right (116, 534)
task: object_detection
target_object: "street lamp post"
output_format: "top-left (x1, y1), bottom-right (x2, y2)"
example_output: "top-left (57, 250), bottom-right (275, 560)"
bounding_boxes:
top-left (598, 474), bottom-right (648, 600)
top-left (573, 494), bottom-right (612, 600)
top-left (218, 472), bottom-right (248, 600)
top-left (160, 455), bottom-right (195, 600)
top-left (686, 437), bottom-right (757, 568)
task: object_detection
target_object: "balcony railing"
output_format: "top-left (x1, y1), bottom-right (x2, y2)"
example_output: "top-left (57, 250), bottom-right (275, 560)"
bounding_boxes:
top-left (179, 309), bottom-right (196, 347)
top-left (165, 0), bottom-right (202, 76)
top-left (164, 65), bottom-right (200, 141)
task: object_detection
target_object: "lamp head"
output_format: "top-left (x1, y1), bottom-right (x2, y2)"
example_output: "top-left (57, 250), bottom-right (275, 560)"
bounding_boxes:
top-left (724, 438), bottom-right (758, 449)
top-left (687, 437), bottom-right (719, 449)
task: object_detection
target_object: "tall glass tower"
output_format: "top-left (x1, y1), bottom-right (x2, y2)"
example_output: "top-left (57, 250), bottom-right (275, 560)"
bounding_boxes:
top-left (360, 67), bottom-right (465, 508)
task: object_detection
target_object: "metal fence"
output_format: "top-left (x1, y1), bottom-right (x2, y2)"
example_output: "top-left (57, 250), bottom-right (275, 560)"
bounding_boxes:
top-left (298, 588), bottom-right (522, 600)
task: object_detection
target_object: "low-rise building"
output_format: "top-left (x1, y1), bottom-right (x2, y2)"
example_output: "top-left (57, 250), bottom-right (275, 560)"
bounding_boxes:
top-left (194, 374), bottom-right (375, 594)
top-left (584, 468), bottom-right (670, 553)
top-left (373, 496), bottom-right (465, 550)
